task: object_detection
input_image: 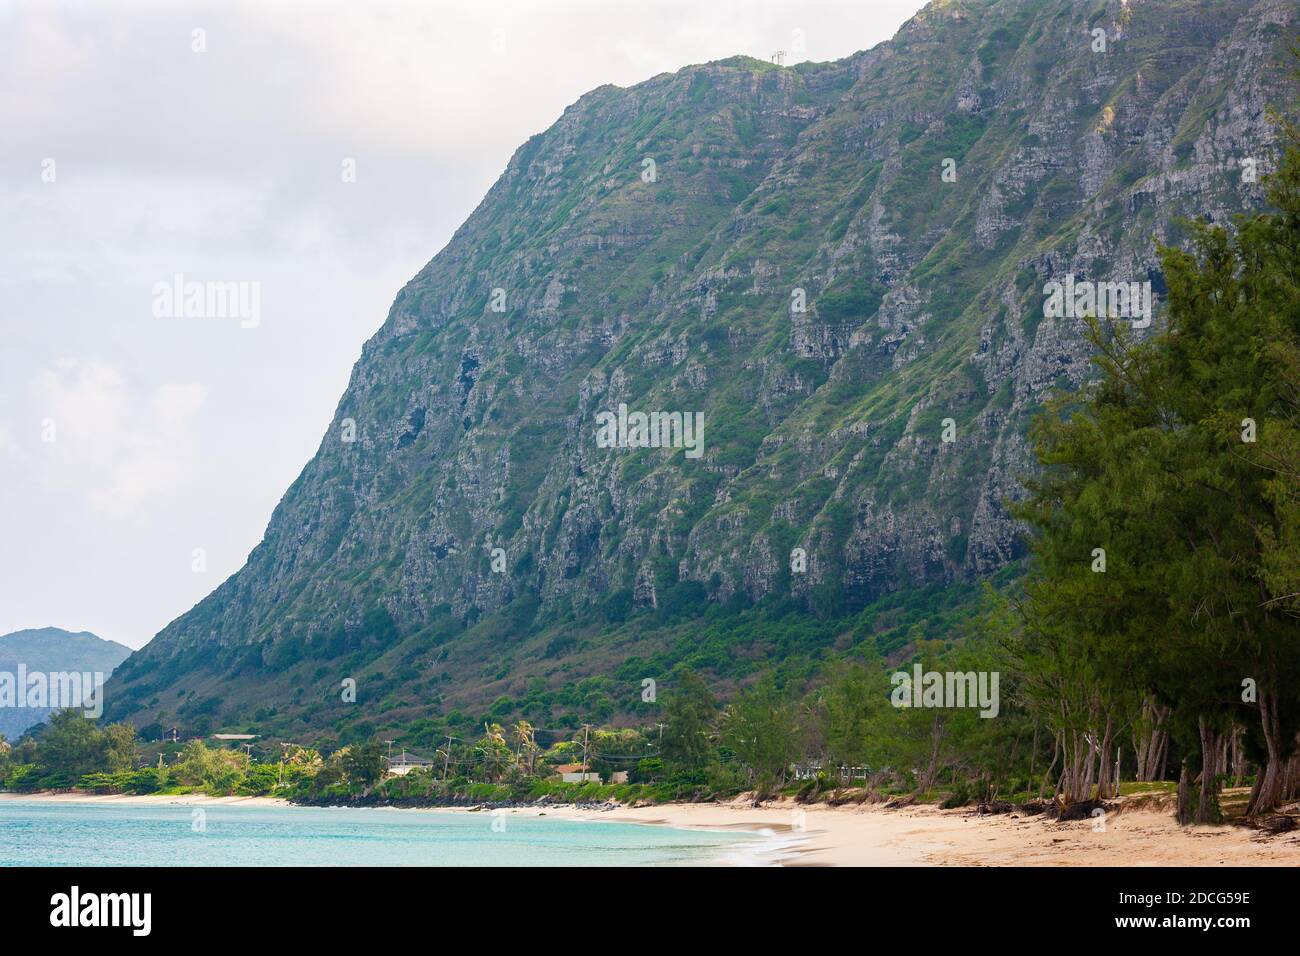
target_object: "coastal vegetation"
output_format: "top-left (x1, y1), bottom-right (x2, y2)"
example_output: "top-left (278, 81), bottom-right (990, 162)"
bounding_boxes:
top-left (1011, 129), bottom-right (1300, 824)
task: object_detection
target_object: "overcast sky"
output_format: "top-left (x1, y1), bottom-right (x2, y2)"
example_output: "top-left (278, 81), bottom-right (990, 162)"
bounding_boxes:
top-left (0, 0), bottom-right (927, 650)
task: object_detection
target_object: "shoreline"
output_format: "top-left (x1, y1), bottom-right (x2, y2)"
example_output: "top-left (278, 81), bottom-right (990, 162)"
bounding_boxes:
top-left (546, 797), bottom-right (1300, 866)
top-left (6, 790), bottom-right (1298, 865)
top-left (0, 791), bottom-right (292, 809)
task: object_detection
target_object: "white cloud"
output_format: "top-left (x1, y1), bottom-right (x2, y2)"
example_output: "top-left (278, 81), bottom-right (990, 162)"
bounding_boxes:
top-left (0, 420), bottom-right (20, 461)
top-left (153, 382), bottom-right (208, 427)
top-left (26, 358), bottom-right (206, 517)
top-left (30, 357), bottom-right (128, 448)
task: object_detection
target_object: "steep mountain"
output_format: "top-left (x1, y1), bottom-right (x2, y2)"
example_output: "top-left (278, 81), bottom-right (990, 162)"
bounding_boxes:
top-left (0, 628), bottom-right (132, 738)
top-left (105, 0), bottom-right (1298, 739)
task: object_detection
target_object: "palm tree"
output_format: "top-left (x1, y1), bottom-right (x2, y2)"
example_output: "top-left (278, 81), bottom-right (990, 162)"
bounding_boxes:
top-left (478, 723), bottom-right (510, 782)
top-left (512, 720), bottom-right (536, 772)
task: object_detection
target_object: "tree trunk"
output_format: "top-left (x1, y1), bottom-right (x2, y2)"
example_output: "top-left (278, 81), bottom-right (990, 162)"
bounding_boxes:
top-left (1229, 726), bottom-right (1245, 788)
top-left (1195, 717), bottom-right (1221, 825)
top-left (915, 715), bottom-right (946, 796)
top-left (1246, 688), bottom-right (1285, 816)
top-left (1096, 717), bottom-right (1116, 799)
top-left (1058, 729), bottom-right (1099, 804)
top-left (1284, 750), bottom-right (1300, 802)
top-left (1176, 759), bottom-right (1193, 825)
top-left (1039, 731), bottom-right (1060, 802)
top-left (1080, 731), bottom-right (1095, 801)
top-left (1151, 706), bottom-right (1169, 781)
top-left (1028, 720), bottom-right (1039, 796)
top-left (1134, 717), bottom-right (1151, 782)
top-left (1057, 733), bottom-right (1079, 803)
top-left (1132, 700), bottom-right (1170, 782)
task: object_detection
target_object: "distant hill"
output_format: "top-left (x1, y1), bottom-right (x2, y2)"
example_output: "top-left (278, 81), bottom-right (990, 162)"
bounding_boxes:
top-left (0, 628), bottom-right (132, 739)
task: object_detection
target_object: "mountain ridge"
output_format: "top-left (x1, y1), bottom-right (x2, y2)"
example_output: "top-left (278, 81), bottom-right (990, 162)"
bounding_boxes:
top-left (105, 0), bottom-right (1298, 739)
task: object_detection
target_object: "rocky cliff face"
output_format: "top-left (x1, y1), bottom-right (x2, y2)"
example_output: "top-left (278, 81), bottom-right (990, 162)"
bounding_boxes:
top-left (107, 0), bottom-right (1297, 731)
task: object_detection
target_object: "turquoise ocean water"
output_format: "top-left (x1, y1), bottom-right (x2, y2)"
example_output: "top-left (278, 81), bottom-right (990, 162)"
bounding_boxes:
top-left (0, 800), bottom-right (757, 866)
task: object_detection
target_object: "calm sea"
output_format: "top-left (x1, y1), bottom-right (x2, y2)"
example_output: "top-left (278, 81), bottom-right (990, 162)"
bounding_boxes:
top-left (0, 800), bottom-right (760, 866)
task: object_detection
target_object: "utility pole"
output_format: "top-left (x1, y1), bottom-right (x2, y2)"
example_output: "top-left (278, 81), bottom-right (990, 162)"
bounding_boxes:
top-left (442, 735), bottom-right (455, 780)
top-left (581, 724), bottom-right (591, 778)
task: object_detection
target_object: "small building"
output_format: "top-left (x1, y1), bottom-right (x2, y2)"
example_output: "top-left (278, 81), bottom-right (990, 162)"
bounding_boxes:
top-left (387, 750), bottom-right (435, 777)
top-left (552, 762), bottom-right (601, 783)
top-left (609, 771), bottom-right (629, 784)
top-left (212, 734), bottom-right (259, 741)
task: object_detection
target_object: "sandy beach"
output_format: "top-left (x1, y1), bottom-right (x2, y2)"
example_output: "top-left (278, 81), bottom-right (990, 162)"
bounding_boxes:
top-left (5, 790), bottom-right (1298, 866)
top-left (545, 797), bottom-right (1300, 866)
